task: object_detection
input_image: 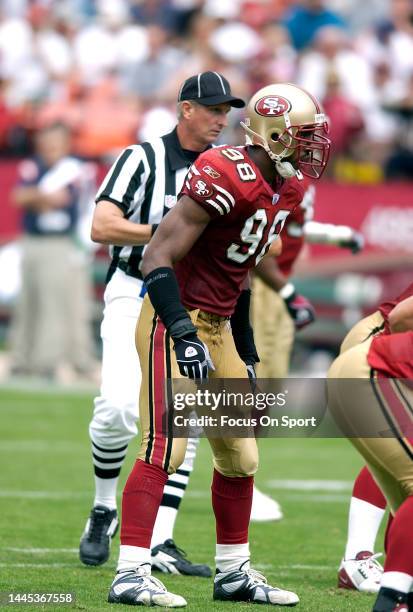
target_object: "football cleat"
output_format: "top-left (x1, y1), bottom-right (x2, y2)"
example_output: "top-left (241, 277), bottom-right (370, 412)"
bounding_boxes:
top-left (79, 505), bottom-right (119, 566)
top-left (338, 551), bottom-right (383, 593)
top-left (213, 561), bottom-right (299, 606)
top-left (250, 486), bottom-right (283, 522)
top-left (151, 539), bottom-right (212, 577)
top-left (108, 564), bottom-right (187, 607)
top-left (372, 587), bottom-right (409, 612)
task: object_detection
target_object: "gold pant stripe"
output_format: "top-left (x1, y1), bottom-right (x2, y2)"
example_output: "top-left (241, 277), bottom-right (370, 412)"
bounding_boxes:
top-left (371, 373), bottom-right (413, 459)
top-left (145, 313), bottom-right (158, 464)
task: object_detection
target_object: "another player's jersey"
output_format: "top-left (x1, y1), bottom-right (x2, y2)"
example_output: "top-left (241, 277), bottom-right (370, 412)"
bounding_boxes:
top-left (176, 145), bottom-right (304, 316)
top-left (379, 282), bottom-right (413, 333)
top-left (367, 331), bottom-right (413, 378)
top-left (276, 204), bottom-right (305, 276)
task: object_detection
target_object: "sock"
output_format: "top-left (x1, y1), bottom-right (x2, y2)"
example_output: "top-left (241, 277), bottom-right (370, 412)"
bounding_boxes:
top-left (353, 467), bottom-right (387, 508)
top-left (151, 438), bottom-right (199, 548)
top-left (211, 469), bottom-right (253, 545)
top-left (117, 545), bottom-right (151, 573)
top-left (344, 468), bottom-right (386, 559)
top-left (91, 440), bottom-right (128, 509)
top-left (383, 496), bottom-right (413, 585)
top-left (381, 572), bottom-right (413, 593)
top-left (216, 543), bottom-right (250, 573)
top-left (121, 459), bottom-right (168, 548)
top-left (93, 476), bottom-right (119, 510)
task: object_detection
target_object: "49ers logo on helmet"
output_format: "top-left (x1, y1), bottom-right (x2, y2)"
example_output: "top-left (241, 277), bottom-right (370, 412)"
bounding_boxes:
top-left (255, 96), bottom-right (291, 117)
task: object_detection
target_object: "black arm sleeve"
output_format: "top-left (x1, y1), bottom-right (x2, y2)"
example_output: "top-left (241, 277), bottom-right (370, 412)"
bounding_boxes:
top-left (144, 267), bottom-right (197, 339)
top-left (230, 289), bottom-right (260, 365)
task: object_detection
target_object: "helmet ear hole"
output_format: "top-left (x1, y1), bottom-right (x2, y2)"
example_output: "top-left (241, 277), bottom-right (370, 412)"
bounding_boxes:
top-left (270, 132), bottom-right (279, 142)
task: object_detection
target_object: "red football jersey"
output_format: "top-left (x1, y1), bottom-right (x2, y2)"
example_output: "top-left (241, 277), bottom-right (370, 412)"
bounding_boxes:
top-left (176, 145), bottom-right (304, 316)
top-left (379, 282), bottom-right (413, 333)
top-left (367, 331), bottom-right (413, 378)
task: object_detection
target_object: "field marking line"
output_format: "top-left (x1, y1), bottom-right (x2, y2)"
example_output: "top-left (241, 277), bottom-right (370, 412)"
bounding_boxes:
top-left (267, 479), bottom-right (353, 491)
top-left (4, 548), bottom-right (78, 554)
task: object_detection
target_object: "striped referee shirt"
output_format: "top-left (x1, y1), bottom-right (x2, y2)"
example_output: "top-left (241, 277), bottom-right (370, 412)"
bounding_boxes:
top-left (96, 128), bottom-right (204, 281)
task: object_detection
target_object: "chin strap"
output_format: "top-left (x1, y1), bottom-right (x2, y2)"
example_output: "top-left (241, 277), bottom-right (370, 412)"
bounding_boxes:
top-left (240, 121), bottom-right (303, 180)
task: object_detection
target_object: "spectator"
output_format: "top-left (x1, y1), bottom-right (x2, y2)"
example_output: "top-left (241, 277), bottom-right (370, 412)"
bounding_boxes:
top-left (282, 0), bottom-right (346, 51)
top-left (8, 121), bottom-right (96, 380)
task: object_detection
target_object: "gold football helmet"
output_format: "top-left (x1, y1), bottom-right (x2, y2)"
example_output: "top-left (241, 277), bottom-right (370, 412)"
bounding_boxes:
top-left (240, 83), bottom-right (330, 179)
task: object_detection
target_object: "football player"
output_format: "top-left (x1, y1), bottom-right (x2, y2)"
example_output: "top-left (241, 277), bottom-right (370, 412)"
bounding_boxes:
top-left (106, 82), bottom-right (331, 607)
top-left (337, 283), bottom-right (413, 594)
top-left (327, 293), bottom-right (413, 612)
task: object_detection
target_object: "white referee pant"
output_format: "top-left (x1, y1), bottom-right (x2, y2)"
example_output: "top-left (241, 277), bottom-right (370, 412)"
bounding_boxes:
top-left (90, 268), bottom-right (198, 470)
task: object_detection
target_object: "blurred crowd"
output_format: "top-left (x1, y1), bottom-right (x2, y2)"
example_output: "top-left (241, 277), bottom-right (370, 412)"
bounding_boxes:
top-left (1, 0), bottom-right (413, 179)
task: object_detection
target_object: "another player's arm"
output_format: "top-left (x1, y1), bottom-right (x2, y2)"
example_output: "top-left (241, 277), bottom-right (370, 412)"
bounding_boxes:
top-left (142, 195), bottom-right (213, 380)
top-left (388, 296), bottom-right (413, 333)
top-left (303, 221), bottom-right (364, 254)
top-left (13, 185), bottom-right (71, 211)
top-left (254, 257), bottom-right (315, 331)
top-left (91, 200), bottom-right (154, 246)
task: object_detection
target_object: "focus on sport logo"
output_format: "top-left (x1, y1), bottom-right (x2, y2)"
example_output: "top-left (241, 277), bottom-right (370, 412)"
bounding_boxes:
top-left (255, 96), bottom-right (291, 117)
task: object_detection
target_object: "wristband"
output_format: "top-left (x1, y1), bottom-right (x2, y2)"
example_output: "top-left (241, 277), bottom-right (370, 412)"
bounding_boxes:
top-left (144, 266), bottom-right (194, 333)
top-left (279, 282), bottom-right (295, 300)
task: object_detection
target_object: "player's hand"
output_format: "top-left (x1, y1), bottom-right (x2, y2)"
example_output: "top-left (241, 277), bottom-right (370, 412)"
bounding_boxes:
top-left (283, 291), bottom-right (316, 330)
top-left (174, 334), bottom-right (215, 381)
top-left (339, 231), bottom-right (364, 254)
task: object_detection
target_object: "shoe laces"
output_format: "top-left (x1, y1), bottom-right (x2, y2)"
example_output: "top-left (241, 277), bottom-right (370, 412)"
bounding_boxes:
top-left (357, 553), bottom-right (383, 581)
top-left (245, 567), bottom-right (268, 587)
top-left (164, 540), bottom-right (187, 559)
top-left (88, 509), bottom-right (109, 542)
top-left (133, 568), bottom-right (167, 593)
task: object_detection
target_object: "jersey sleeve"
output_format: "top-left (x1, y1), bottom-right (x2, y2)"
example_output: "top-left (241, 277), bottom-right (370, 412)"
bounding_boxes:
top-left (95, 145), bottom-right (149, 214)
top-left (180, 157), bottom-right (237, 219)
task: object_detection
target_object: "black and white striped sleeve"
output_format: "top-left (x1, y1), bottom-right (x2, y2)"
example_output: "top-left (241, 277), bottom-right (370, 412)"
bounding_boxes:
top-left (95, 145), bottom-right (149, 214)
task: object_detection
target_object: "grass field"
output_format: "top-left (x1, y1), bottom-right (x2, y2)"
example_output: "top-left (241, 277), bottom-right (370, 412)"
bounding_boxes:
top-left (0, 387), bottom-right (382, 611)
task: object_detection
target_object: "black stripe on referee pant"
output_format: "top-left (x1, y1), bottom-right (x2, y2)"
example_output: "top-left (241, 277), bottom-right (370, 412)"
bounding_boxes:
top-left (127, 142), bottom-right (156, 274)
top-left (92, 453), bottom-right (126, 464)
top-left (92, 441), bottom-right (128, 453)
top-left (145, 313), bottom-right (158, 463)
top-left (370, 369), bottom-right (413, 460)
top-left (163, 329), bottom-right (173, 472)
top-left (94, 466), bottom-right (122, 479)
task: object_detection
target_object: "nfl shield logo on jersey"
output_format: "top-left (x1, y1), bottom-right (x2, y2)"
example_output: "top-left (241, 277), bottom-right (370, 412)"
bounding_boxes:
top-left (272, 194), bottom-right (280, 205)
top-left (164, 195), bottom-right (177, 209)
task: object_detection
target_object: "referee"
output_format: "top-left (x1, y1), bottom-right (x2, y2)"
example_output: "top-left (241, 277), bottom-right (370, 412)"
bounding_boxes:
top-left (79, 72), bottom-right (245, 574)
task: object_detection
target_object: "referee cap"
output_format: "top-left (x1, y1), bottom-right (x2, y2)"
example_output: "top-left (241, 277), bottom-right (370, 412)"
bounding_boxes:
top-left (178, 71), bottom-right (245, 108)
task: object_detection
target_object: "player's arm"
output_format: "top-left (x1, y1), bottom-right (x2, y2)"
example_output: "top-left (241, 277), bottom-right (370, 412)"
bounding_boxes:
top-left (91, 200), bottom-right (154, 246)
top-left (304, 221), bottom-right (364, 254)
top-left (388, 296), bottom-right (413, 333)
top-left (13, 185), bottom-right (71, 211)
top-left (254, 257), bottom-right (315, 330)
top-left (142, 195), bottom-right (213, 380)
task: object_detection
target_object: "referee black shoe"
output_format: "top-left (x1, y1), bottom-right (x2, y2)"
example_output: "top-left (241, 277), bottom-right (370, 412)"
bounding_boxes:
top-left (79, 505), bottom-right (119, 566)
top-left (151, 539), bottom-right (212, 577)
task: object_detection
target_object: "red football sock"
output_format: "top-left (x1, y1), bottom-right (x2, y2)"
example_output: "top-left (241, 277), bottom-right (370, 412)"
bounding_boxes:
top-left (353, 466), bottom-right (387, 509)
top-left (384, 496), bottom-right (413, 576)
top-left (121, 459), bottom-right (168, 548)
top-left (212, 469), bottom-right (253, 544)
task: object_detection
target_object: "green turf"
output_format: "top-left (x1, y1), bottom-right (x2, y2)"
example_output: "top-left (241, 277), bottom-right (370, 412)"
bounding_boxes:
top-left (0, 388), bottom-right (381, 611)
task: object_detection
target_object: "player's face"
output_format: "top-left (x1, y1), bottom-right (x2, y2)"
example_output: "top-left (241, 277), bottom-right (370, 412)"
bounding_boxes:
top-left (190, 102), bottom-right (231, 145)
